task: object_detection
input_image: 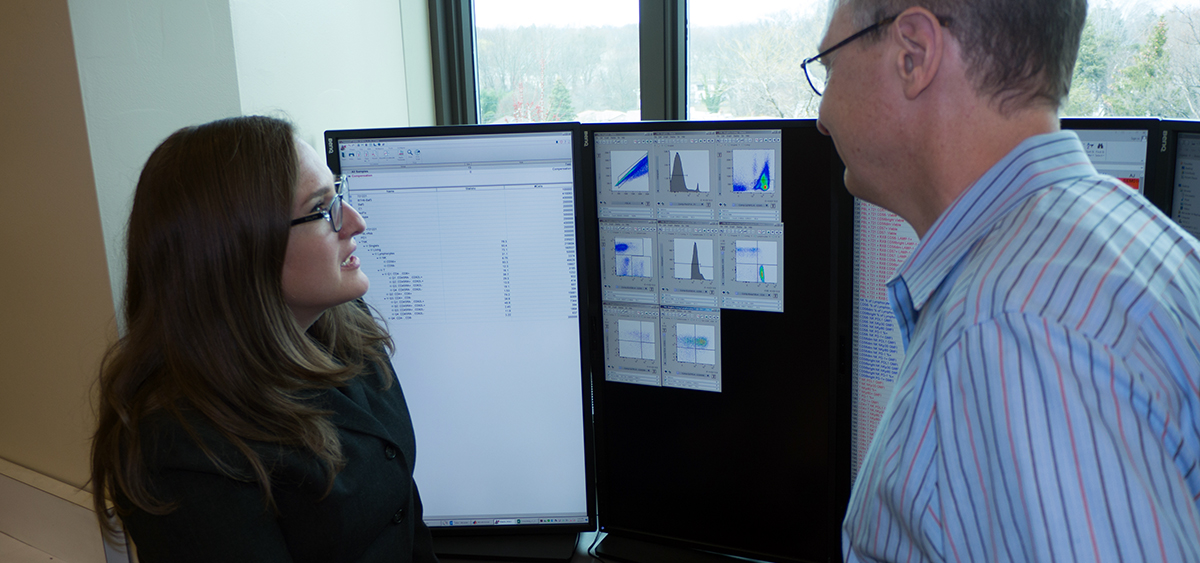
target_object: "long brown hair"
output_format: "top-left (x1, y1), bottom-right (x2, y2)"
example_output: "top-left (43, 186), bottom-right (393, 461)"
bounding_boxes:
top-left (91, 116), bottom-right (393, 535)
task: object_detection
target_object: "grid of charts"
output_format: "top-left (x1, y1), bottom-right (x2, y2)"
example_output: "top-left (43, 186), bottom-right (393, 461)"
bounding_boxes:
top-left (595, 129), bottom-right (785, 393)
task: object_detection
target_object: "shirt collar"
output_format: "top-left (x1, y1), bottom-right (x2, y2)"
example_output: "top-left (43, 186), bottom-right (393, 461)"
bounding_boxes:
top-left (888, 130), bottom-right (1098, 314)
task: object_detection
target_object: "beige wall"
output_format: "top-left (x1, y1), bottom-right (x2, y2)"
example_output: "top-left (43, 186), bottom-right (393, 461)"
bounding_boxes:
top-left (0, 0), bottom-right (117, 488)
top-left (68, 0), bottom-right (245, 320)
top-left (0, 0), bottom-right (433, 491)
top-left (230, 0), bottom-right (435, 147)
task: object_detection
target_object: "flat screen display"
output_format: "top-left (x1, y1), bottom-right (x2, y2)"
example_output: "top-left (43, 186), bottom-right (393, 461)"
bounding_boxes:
top-left (1171, 131), bottom-right (1200, 238)
top-left (324, 123), bottom-right (595, 535)
top-left (587, 120), bottom-right (852, 563)
top-left (1070, 128), bottom-right (1150, 192)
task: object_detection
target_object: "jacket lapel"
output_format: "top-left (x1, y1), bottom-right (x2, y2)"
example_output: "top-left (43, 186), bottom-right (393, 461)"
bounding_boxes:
top-left (314, 380), bottom-right (397, 445)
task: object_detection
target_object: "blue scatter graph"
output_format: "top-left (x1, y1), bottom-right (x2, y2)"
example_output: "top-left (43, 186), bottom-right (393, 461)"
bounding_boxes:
top-left (614, 237), bottom-right (653, 278)
top-left (675, 323), bottom-right (716, 365)
top-left (617, 319), bottom-right (656, 360)
top-left (611, 151), bottom-right (651, 192)
top-left (732, 150), bottom-right (775, 193)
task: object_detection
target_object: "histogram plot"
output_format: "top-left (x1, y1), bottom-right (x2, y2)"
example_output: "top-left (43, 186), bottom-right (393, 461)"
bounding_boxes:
top-left (735, 240), bottom-right (779, 283)
top-left (732, 150), bottom-right (776, 192)
top-left (667, 150), bottom-right (711, 193)
top-left (673, 238), bottom-right (714, 280)
top-left (617, 319), bottom-right (656, 361)
top-left (675, 323), bottom-right (716, 365)
top-left (614, 237), bottom-right (653, 278)
top-left (611, 151), bottom-right (651, 192)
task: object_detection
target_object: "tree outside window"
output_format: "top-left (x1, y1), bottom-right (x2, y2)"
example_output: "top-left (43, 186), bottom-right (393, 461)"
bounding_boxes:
top-left (471, 0), bottom-right (1200, 123)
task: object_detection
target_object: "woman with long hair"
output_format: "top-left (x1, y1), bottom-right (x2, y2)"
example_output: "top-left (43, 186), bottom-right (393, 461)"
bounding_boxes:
top-left (91, 116), bottom-right (437, 562)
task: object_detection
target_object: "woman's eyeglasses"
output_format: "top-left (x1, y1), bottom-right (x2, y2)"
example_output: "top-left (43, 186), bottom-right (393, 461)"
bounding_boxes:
top-left (290, 175), bottom-right (347, 232)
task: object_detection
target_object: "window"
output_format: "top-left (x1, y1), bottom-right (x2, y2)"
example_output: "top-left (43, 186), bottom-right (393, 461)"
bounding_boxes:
top-left (429, 0), bottom-right (1200, 124)
top-left (1063, 1), bottom-right (1200, 118)
top-left (474, 0), bottom-right (640, 123)
top-left (688, 0), bottom-right (825, 120)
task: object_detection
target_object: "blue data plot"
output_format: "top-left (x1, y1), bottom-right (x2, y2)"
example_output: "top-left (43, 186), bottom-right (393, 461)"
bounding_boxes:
top-left (732, 150), bottom-right (775, 193)
top-left (618, 319), bottom-right (656, 360)
top-left (612, 151), bottom-right (651, 192)
top-left (675, 323), bottom-right (716, 365)
top-left (735, 240), bottom-right (778, 283)
top-left (614, 237), bottom-right (653, 278)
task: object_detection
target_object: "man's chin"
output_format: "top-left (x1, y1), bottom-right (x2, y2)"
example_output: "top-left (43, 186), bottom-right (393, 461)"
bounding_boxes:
top-left (841, 171), bottom-right (890, 214)
top-left (842, 169), bottom-right (866, 199)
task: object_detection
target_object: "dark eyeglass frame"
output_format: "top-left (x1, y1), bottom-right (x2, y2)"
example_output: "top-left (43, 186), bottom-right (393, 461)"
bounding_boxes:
top-left (290, 175), bottom-right (347, 232)
top-left (801, 13), bottom-right (950, 97)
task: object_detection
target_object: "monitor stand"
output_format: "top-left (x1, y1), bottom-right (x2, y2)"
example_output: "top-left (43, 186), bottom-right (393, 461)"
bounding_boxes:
top-left (434, 533), bottom-right (579, 561)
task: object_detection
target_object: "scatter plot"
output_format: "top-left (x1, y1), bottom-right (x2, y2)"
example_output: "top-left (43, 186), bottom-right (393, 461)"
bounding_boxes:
top-left (614, 237), bottom-right (653, 278)
top-left (675, 323), bottom-right (716, 365)
top-left (735, 240), bottom-right (779, 283)
top-left (611, 151), bottom-right (650, 192)
top-left (618, 319), bottom-right (656, 360)
top-left (732, 150), bottom-right (775, 192)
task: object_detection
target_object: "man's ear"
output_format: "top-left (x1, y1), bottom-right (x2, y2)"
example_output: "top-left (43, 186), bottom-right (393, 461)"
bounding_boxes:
top-left (892, 7), bottom-right (944, 100)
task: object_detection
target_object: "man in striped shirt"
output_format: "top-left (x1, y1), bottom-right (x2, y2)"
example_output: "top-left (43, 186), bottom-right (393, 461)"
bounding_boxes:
top-left (811, 0), bottom-right (1200, 560)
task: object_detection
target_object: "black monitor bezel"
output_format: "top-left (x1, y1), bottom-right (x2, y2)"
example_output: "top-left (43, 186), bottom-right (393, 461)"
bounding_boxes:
top-left (323, 122), bottom-right (600, 541)
top-left (583, 118), bottom-right (853, 563)
top-left (1156, 119), bottom-right (1200, 226)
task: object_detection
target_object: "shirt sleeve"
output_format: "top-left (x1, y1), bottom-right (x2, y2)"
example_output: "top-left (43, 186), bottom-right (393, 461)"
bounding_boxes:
top-left (935, 312), bottom-right (1200, 562)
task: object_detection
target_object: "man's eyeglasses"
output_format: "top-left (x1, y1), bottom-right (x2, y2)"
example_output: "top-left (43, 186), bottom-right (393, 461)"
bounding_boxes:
top-left (801, 13), bottom-right (950, 97)
top-left (290, 175), bottom-right (347, 232)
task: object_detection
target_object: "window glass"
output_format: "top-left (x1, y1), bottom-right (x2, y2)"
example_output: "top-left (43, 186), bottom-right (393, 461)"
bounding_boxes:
top-left (474, 0), bottom-right (640, 123)
top-left (688, 0), bottom-right (827, 120)
top-left (472, 0), bottom-right (1200, 123)
top-left (1062, 0), bottom-right (1200, 118)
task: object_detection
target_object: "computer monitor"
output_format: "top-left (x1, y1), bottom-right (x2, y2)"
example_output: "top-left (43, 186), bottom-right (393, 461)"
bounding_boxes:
top-left (323, 123), bottom-right (596, 559)
top-left (1160, 119), bottom-right (1200, 240)
top-left (585, 120), bottom-right (853, 563)
top-left (1061, 117), bottom-right (1160, 198)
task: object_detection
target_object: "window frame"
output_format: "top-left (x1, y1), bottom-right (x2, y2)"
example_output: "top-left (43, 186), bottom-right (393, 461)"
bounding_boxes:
top-left (428, 0), bottom-right (478, 124)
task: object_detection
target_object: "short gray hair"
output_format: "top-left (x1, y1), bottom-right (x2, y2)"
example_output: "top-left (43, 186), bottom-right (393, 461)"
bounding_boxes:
top-left (832, 0), bottom-right (1087, 112)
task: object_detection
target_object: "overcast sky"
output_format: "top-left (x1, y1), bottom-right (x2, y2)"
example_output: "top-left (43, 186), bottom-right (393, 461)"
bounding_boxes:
top-left (474, 0), bottom-right (1200, 29)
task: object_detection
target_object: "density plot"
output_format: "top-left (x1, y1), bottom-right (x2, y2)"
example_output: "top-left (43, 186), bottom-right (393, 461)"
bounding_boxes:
top-left (612, 151), bottom-right (651, 192)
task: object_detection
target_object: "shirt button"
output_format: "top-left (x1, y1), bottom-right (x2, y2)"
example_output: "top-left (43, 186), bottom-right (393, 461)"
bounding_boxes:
top-left (392, 508), bottom-right (405, 524)
top-left (385, 446), bottom-right (397, 460)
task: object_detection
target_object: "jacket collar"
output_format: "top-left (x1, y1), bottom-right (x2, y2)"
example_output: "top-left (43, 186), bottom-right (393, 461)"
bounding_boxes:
top-left (314, 376), bottom-right (399, 445)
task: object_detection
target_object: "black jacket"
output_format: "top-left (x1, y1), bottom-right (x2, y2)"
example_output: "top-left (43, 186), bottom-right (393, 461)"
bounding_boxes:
top-left (122, 366), bottom-right (438, 563)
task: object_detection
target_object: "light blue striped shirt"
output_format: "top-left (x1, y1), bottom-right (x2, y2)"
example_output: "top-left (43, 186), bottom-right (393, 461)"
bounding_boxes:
top-left (844, 131), bottom-right (1200, 562)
